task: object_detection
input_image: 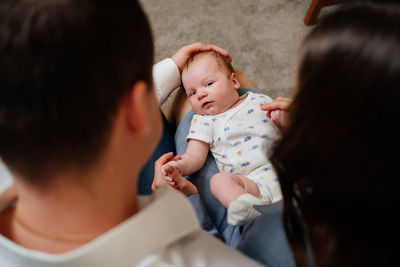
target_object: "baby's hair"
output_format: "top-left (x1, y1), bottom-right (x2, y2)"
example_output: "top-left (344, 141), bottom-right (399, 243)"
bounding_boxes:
top-left (184, 50), bottom-right (234, 75)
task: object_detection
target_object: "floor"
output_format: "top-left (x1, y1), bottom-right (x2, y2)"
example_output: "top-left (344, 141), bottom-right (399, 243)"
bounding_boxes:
top-left (140, 0), bottom-right (312, 99)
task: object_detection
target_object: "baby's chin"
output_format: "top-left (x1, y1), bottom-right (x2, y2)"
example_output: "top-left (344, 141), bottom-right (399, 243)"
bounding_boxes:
top-left (195, 107), bottom-right (227, 116)
top-left (194, 110), bottom-right (211, 116)
top-left (194, 110), bottom-right (208, 116)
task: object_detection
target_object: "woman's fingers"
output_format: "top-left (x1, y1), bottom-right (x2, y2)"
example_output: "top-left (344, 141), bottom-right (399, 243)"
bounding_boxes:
top-left (260, 97), bottom-right (293, 130)
top-left (261, 97), bottom-right (292, 112)
top-left (209, 45), bottom-right (232, 61)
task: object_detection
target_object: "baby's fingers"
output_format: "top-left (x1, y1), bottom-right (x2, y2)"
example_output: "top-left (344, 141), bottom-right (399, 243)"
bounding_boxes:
top-left (163, 164), bottom-right (174, 176)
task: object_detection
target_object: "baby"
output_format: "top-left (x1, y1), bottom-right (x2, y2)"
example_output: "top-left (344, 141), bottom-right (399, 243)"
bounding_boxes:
top-left (161, 51), bottom-right (282, 225)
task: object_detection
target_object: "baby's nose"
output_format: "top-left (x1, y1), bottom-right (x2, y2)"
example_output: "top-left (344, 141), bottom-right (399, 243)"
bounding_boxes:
top-left (197, 90), bottom-right (207, 99)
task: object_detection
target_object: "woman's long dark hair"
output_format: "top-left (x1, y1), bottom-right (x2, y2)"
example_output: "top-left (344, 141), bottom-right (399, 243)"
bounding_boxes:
top-left (271, 3), bottom-right (400, 266)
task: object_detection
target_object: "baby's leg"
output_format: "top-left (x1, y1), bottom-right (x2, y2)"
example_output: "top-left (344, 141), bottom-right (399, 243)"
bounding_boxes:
top-left (210, 172), bottom-right (261, 208)
top-left (164, 165), bottom-right (198, 196)
top-left (210, 173), bottom-right (272, 226)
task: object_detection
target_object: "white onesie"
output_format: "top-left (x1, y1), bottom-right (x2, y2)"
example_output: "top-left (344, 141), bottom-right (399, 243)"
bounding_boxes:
top-left (186, 92), bottom-right (282, 203)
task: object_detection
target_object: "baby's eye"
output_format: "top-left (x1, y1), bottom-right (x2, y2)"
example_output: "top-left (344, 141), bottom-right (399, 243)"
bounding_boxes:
top-left (190, 90), bottom-right (197, 96)
top-left (206, 82), bottom-right (214, 87)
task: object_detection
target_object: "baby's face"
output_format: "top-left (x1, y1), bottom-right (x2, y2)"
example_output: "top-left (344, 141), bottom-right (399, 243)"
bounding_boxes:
top-left (182, 55), bottom-right (240, 116)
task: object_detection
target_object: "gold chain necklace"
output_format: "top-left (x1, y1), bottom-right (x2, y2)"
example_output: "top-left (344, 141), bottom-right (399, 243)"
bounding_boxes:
top-left (13, 214), bottom-right (95, 243)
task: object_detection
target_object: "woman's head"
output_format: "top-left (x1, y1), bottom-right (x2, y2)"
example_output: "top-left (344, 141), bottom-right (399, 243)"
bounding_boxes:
top-left (272, 3), bottom-right (400, 266)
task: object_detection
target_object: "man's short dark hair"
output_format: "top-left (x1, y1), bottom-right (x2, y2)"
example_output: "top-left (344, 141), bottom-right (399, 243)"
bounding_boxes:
top-left (0, 0), bottom-right (153, 183)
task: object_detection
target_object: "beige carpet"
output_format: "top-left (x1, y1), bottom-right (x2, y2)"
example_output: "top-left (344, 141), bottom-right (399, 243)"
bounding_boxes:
top-left (140, 0), bottom-right (313, 99)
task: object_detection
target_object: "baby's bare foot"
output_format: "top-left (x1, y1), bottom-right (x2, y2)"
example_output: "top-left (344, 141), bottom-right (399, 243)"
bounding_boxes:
top-left (164, 165), bottom-right (198, 196)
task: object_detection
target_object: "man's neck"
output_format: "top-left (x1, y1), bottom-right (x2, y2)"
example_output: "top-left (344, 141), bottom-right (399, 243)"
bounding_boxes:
top-left (1, 159), bottom-right (139, 253)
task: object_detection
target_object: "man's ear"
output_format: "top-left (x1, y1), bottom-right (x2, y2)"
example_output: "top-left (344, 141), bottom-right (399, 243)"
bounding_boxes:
top-left (124, 81), bottom-right (151, 133)
top-left (231, 73), bottom-right (240, 90)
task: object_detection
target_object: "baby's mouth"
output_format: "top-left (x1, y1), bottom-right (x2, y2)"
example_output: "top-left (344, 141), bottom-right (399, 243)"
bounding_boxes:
top-left (202, 101), bottom-right (213, 108)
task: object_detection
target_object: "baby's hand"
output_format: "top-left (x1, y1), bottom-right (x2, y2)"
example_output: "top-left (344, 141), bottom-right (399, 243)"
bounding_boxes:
top-left (162, 162), bottom-right (198, 196)
top-left (152, 152), bottom-right (182, 192)
top-left (162, 162), bottom-right (183, 189)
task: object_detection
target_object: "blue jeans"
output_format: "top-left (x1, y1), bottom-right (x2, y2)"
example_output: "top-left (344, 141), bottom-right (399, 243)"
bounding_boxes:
top-left (238, 202), bottom-right (295, 267)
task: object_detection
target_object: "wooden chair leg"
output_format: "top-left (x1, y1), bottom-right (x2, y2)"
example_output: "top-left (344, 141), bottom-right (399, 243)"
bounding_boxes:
top-left (304, 0), bottom-right (323, 26)
top-left (304, 0), bottom-right (350, 26)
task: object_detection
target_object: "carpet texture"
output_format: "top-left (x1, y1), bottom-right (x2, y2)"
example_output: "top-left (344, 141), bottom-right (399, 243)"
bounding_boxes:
top-left (140, 0), bottom-right (313, 99)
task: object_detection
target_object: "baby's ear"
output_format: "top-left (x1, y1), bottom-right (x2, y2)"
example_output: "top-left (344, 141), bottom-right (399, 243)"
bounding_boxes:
top-left (231, 72), bottom-right (240, 90)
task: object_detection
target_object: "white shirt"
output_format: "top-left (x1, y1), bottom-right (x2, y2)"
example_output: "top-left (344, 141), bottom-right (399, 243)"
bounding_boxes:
top-left (0, 59), bottom-right (262, 267)
top-left (152, 58), bottom-right (181, 105)
top-left (0, 187), bottom-right (261, 267)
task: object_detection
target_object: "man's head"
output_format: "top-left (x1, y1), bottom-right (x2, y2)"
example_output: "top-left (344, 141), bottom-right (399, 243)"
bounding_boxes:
top-left (182, 51), bottom-right (240, 115)
top-left (0, 0), bottom-right (155, 184)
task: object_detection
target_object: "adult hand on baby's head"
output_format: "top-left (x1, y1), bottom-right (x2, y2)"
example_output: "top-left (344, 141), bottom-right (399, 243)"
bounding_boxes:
top-left (151, 152), bottom-right (182, 191)
top-left (171, 42), bottom-right (232, 72)
top-left (261, 97), bottom-right (292, 130)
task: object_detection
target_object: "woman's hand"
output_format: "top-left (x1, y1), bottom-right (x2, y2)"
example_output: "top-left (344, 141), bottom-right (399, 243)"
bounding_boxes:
top-left (261, 97), bottom-right (292, 130)
top-left (171, 42), bottom-right (232, 72)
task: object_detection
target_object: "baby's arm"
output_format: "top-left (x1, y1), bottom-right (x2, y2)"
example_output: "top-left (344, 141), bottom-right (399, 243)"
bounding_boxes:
top-left (163, 139), bottom-right (209, 176)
